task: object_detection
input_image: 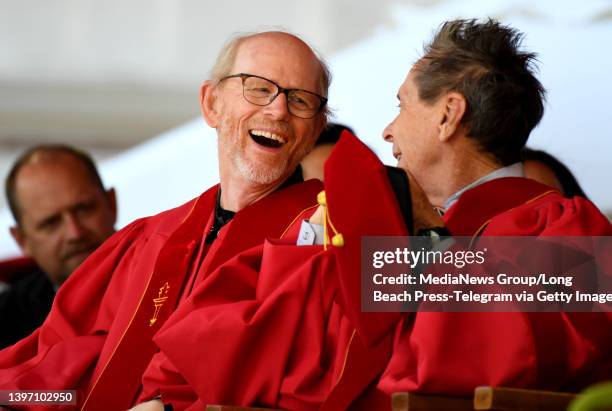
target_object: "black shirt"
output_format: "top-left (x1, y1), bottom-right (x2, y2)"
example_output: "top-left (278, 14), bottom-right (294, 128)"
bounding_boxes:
top-left (0, 270), bottom-right (55, 349)
top-left (204, 167), bottom-right (304, 244)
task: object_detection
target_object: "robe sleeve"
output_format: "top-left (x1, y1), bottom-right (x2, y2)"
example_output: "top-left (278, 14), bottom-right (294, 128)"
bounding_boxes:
top-left (139, 351), bottom-right (200, 411)
top-left (140, 240), bottom-right (349, 411)
top-left (484, 194), bottom-right (612, 236)
top-left (0, 219), bottom-right (147, 398)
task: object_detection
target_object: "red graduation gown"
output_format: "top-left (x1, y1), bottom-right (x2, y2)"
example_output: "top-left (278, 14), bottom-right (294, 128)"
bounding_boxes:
top-left (140, 133), bottom-right (611, 410)
top-left (341, 182), bottom-right (612, 410)
top-left (0, 179), bottom-right (322, 411)
top-left (323, 136), bottom-right (612, 410)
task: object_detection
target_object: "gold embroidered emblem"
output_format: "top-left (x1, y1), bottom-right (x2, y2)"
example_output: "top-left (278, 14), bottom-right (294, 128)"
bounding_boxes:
top-left (149, 282), bottom-right (170, 326)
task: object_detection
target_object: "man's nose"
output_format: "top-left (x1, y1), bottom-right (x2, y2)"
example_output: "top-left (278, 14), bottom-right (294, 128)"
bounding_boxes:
top-left (263, 92), bottom-right (291, 120)
top-left (383, 122), bottom-right (394, 143)
top-left (63, 214), bottom-right (86, 240)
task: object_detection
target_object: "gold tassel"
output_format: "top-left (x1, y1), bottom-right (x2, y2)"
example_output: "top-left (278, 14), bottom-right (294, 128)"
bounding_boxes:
top-left (317, 191), bottom-right (344, 250)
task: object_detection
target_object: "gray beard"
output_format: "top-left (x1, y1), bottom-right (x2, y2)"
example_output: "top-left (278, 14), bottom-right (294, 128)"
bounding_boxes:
top-left (232, 151), bottom-right (289, 185)
top-left (216, 113), bottom-right (310, 185)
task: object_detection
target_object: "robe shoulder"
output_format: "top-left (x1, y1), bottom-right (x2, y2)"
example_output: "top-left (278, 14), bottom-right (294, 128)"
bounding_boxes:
top-left (132, 189), bottom-right (215, 237)
top-left (484, 192), bottom-right (611, 236)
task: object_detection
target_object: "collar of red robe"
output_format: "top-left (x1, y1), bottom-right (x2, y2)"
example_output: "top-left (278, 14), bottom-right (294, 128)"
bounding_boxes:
top-left (443, 177), bottom-right (559, 236)
top-left (205, 166), bottom-right (304, 244)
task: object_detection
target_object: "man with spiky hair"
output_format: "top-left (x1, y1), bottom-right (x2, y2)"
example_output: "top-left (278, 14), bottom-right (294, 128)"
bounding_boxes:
top-left (324, 18), bottom-right (612, 409)
top-left (0, 31), bottom-right (330, 410)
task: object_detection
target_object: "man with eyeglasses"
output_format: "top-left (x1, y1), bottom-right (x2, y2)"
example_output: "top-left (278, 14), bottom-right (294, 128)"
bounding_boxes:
top-left (0, 31), bottom-right (328, 410)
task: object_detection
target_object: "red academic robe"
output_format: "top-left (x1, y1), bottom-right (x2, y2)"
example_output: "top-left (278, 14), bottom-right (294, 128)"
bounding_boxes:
top-left (140, 133), bottom-right (611, 410)
top-left (0, 179), bottom-right (322, 411)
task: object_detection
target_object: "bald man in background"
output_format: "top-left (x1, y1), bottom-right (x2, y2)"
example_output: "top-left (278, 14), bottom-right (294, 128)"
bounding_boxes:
top-left (0, 145), bottom-right (116, 348)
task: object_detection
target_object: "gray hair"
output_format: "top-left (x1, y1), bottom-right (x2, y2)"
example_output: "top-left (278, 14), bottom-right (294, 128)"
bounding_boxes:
top-left (414, 19), bottom-right (545, 166)
top-left (209, 31), bottom-right (332, 120)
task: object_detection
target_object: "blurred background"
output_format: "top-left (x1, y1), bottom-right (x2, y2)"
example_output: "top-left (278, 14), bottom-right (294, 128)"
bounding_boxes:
top-left (1, 0), bottom-right (611, 257)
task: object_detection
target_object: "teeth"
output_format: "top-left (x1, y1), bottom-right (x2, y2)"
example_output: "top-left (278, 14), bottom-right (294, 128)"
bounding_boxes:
top-left (250, 130), bottom-right (286, 144)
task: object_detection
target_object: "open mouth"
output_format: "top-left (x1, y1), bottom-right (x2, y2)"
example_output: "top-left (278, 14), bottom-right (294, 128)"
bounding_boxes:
top-left (249, 129), bottom-right (286, 148)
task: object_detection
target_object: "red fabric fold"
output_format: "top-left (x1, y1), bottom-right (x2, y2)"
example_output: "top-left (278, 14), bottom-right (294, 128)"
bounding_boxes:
top-left (138, 133), bottom-right (611, 411)
top-left (0, 179), bottom-right (323, 410)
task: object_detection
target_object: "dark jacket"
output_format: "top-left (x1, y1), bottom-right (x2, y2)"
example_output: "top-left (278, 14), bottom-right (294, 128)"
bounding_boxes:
top-left (0, 258), bottom-right (55, 349)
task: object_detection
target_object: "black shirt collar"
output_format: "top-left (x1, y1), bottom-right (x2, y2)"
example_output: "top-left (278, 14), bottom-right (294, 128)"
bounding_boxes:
top-left (205, 167), bottom-right (304, 244)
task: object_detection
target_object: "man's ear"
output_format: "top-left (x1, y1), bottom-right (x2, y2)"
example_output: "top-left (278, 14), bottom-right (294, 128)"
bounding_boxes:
top-left (106, 188), bottom-right (118, 226)
top-left (201, 80), bottom-right (220, 128)
top-left (314, 117), bottom-right (327, 145)
top-left (438, 91), bottom-right (466, 142)
top-left (10, 226), bottom-right (30, 256)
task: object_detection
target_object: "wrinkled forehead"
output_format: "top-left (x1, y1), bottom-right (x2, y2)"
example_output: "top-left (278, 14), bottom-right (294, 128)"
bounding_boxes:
top-left (231, 33), bottom-right (323, 93)
top-left (398, 68), bottom-right (418, 98)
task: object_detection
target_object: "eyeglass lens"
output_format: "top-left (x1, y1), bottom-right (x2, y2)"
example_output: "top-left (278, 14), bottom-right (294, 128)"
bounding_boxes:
top-left (242, 76), bottom-right (322, 118)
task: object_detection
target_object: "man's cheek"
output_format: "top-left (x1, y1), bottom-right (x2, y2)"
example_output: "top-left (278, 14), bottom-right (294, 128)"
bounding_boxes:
top-left (398, 156), bottom-right (414, 174)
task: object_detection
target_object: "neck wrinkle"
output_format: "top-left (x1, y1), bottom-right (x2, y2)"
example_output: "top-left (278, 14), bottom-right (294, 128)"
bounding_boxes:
top-left (425, 148), bottom-right (501, 208)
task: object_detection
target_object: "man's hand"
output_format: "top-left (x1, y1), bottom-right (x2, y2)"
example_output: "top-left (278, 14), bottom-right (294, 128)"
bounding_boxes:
top-left (128, 399), bottom-right (164, 411)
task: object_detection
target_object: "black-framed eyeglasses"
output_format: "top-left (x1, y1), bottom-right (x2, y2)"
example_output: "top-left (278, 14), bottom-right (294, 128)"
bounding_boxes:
top-left (218, 73), bottom-right (327, 119)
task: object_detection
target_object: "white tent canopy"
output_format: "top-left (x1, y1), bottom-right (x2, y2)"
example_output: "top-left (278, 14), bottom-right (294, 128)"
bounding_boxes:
top-left (1, 0), bottom-right (610, 258)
